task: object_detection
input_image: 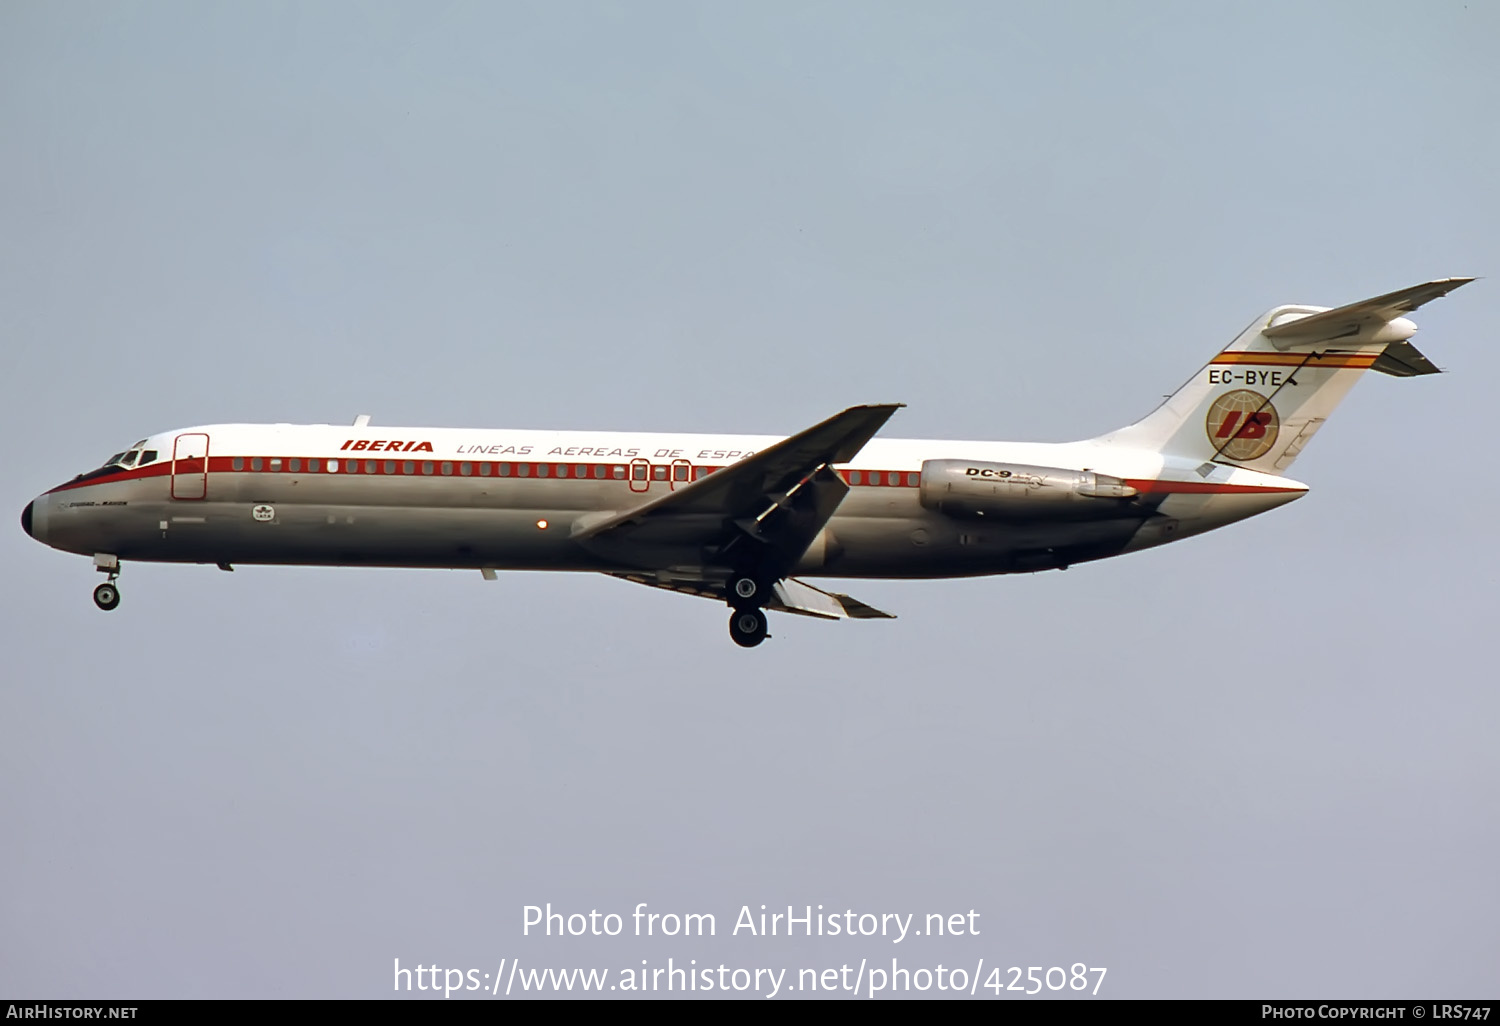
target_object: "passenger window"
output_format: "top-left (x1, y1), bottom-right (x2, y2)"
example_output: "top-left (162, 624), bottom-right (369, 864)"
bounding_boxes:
top-left (536, 464), bottom-right (549, 478)
top-left (631, 464), bottom-right (647, 482)
top-left (849, 470), bottom-right (861, 485)
top-left (906, 472), bottom-right (920, 487)
top-left (422, 461), bottom-right (434, 475)
top-left (403, 461), bottom-right (414, 474)
top-left (499, 463), bottom-right (511, 477)
top-left (653, 466), bottom-right (667, 481)
top-left (251, 457), bottom-right (263, 471)
top-left (460, 462), bottom-right (472, 476)
top-left (328, 460), bottom-right (340, 473)
top-left (888, 472), bottom-right (900, 486)
top-left (441, 461), bottom-right (453, 475)
top-left (384, 461), bottom-right (395, 474)
top-left (289, 458), bottom-right (302, 472)
top-left (613, 465), bottom-right (626, 480)
top-left (479, 463), bottom-right (491, 477)
top-left (517, 464), bottom-right (530, 477)
top-left (673, 464), bottom-right (689, 482)
top-left (365, 460), bottom-right (377, 474)
top-left (309, 458), bottom-right (321, 472)
top-left (233, 457), bottom-right (245, 471)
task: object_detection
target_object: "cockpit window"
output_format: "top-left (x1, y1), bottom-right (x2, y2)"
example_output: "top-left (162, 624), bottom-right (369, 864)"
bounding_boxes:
top-left (88, 440), bottom-right (154, 478)
top-left (99, 442), bottom-right (154, 470)
top-left (73, 449), bottom-right (139, 485)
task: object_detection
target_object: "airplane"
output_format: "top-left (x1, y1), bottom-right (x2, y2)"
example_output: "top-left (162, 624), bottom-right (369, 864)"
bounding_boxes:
top-left (20, 278), bottom-right (1472, 647)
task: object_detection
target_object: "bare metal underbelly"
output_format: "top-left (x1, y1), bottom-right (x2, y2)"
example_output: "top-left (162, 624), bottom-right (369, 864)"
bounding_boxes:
top-left (50, 498), bottom-right (1143, 580)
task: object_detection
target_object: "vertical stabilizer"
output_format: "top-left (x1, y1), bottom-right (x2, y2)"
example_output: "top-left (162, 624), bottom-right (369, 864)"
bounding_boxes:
top-left (1098, 278), bottom-right (1471, 472)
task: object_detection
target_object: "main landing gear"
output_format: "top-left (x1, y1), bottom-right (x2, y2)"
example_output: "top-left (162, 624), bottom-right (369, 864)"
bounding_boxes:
top-left (728, 607), bottom-right (769, 648)
top-left (726, 572), bottom-right (770, 648)
top-left (92, 553), bottom-right (121, 611)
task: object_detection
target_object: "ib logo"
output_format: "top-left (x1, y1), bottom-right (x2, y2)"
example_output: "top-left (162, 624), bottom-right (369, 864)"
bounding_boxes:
top-left (1205, 389), bottom-right (1279, 461)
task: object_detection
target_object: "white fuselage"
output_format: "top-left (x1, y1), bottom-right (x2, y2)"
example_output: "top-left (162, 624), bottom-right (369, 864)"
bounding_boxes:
top-left (23, 421), bottom-right (1306, 581)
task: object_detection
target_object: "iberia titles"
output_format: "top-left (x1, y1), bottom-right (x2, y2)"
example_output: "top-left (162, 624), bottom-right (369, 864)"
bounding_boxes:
top-left (340, 439), bottom-right (435, 452)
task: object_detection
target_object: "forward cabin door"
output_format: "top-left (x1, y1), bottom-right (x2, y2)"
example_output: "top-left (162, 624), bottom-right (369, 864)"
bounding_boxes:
top-left (171, 433), bottom-right (209, 500)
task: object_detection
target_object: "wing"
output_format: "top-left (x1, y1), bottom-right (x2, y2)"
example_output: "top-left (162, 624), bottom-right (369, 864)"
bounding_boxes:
top-left (607, 572), bottom-right (895, 620)
top-left (573, 403), bottom-right (902, 576)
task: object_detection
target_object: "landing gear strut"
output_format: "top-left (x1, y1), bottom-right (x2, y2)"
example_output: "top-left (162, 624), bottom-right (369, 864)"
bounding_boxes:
top-left (728, 607), bottom-right (769, 648)
top-left (93, 553), bottom-right (121, 611)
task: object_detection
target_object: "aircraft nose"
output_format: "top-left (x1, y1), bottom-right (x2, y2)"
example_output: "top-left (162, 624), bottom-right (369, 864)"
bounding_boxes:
top-left (21, 500), bottom-right (34, 539)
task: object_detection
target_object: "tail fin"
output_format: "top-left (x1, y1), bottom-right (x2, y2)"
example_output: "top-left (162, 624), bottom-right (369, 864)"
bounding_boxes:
top-left (1100, 278), bottom-right (1473, 472)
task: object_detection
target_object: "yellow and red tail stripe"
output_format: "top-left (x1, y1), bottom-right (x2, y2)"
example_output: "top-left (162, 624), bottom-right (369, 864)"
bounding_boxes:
top-left (1211, 351), bottom-right (1378, 369)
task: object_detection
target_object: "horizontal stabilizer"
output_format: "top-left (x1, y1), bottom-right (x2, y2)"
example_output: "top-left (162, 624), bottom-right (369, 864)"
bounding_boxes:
top-left (1262, 277), bottom-right (1474, 346)
top-left (1371, 340), bottom-right (1442, 377)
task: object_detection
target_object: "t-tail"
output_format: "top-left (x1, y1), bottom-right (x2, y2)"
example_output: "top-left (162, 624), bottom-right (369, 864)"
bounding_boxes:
top-left (1101, 278), bottom-right (1474, 472)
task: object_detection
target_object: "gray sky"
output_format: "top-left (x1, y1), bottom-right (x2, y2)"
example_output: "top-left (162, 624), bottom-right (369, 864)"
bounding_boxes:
top-left (2, 0), bottom-right (1496, 1000)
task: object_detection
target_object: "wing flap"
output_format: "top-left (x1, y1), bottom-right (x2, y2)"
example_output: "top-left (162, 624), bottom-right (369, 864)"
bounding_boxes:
top-left (608, 573), bottom-right (894, 620)
top-left (773, 578), bottom-right (895, 619)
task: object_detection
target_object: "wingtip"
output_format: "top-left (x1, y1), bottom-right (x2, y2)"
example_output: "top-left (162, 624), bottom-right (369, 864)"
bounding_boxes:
top-left (841, 402), bottom-right (906, 421)
top-left (1426, 275), bottom-right (1478, 292)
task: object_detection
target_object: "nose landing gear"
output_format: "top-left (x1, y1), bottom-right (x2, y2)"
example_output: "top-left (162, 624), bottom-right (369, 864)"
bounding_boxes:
top-left (93, 581), bottom-right (121, 611)
top-left (92, 553), bottom-right (121, 611)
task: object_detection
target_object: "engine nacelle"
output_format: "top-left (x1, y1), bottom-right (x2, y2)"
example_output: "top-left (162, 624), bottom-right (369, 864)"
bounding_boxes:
top-left (918, 459), bottom-right (1140, 521)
